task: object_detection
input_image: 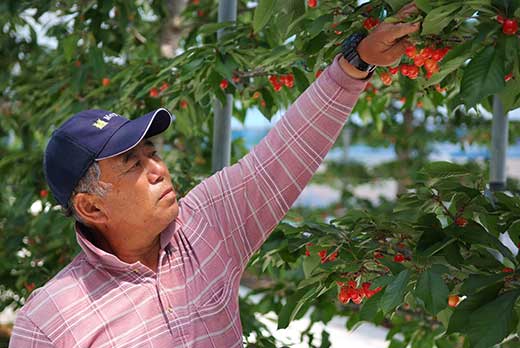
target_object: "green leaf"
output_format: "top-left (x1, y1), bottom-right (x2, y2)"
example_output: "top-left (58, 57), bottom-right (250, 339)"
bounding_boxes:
top-left (415, 0), bottom-right (432, 12)
top-left (460, 45), bottom-right (506, 108)
top-left (415, 269), bottom-right (450, 315)
top-left (447, 283), bottom-right (502, 334)
top-left (380, 270), bottom-right (410, 314)
top-left (460, 274), bottom-right (506, 295)
top-left (383, 0), bottom-right (409, 12)
top-left (360, 290), bottom-right (384, 321)
top-left (466, 290), bottom-right (520, 348)
top-left (292, 67), bottom-right (309, 94)
top-left (421, 3), bottom-right (461, 35)
top-left (253, 0), bottom-right (276, 33)
top-left (303, 253), bottom-right (321, 278)
top-left (277, 286), bottom-right (320, 329)
top-left (420, 161), bottom-right (468, 179)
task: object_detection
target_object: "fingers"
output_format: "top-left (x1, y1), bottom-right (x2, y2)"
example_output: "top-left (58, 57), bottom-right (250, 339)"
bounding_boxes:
top-left (396, 2), bottom-right (418, 20)
top-left (385, 38), bottom-right (411, 59)
top-left (387, 22), bottom-right (420, 41)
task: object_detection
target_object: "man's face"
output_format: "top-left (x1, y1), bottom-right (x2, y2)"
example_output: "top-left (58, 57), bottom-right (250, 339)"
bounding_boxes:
top-left (97, 139), bottom-right (179, 243)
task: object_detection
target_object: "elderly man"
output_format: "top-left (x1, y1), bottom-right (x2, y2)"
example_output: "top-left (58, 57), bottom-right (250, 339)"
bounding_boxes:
top-left (9, 6), bottom-right (419, 347)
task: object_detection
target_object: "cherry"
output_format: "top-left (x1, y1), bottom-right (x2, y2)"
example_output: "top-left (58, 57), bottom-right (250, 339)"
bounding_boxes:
top-left (435, 84), bottom-right (447, 93)
top-left (363, 17), bottom-right (379, 30)
top-left (455, 217), bottom-right (468, 227)
top-left (448, 295), bottom-right (460, 308)
top-left (197, 9), bottom-right (204, 17)
top-left (252, 91), bottom-right (261, 99)
top-left (74, 60), bottom-right (81, 67)
top-left (260, 99), bottom-right (266, 107)
top-left (431, 48), bottom-right (446, 62)
top-left (40, 189), bottom-right (48, 198)
top-left (102, 77), bottom-right (110, 87)
top-left (220, 79), bottom-right (229, 89)
top-left (380, 72), bottom-right (392, 85)
top-left (405, 46), bottom-right (417, 58)
top-left (502, 267), bottom-right (514, 273)
top-left (232, 75), bottom-right (240, 83)
top-left (315, 69), bottom-right (323, 78)
top-left (307, 0), bottom-right (317, 8)
top-left (497, 15), bottom-right (505, 24)
top-left (24, 282), bottom-right (35, 292)
top-left (193, 0), bottom-right (199, 4)
top-left (419, 47), bottom-right (433, 59)
top-left (413, 55), bottom-right (425, 67)
top-left (179, 100), bottom-right (188, 109)
top-left (149, 87), bottom-right (159, 97)
top-left (159, 82), bottom-right (169, 92)
top-left (327, 251), bottom-right (339, 262)
top-left (505, 72), bottom-right (514, 81)
top-left (416, 100), bottom-right (423, 108)
top-left (318, 249), bottom-right (327, 263)
top-left (374, 251), bottom-right (384, 259)
top-left (502, 19), bottom-right (518, 35)
top-left (389, 66), bottom-right (399, 75)
top-left (394, 253), bottom-right (405, 262)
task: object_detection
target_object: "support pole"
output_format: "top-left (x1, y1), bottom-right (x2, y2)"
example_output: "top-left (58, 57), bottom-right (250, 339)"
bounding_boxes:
top-left (489, 95), bottom-right (508, 192)
top-left (212, 0), bottom-right (237, 173)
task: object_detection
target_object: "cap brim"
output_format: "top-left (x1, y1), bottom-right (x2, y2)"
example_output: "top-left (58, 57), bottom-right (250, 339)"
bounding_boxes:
top-left (96, 108), bottom-right (174, 160)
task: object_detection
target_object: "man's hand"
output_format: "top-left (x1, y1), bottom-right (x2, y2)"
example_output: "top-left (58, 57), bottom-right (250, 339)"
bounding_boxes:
top-left (358, 3), bottom-right (420, 67)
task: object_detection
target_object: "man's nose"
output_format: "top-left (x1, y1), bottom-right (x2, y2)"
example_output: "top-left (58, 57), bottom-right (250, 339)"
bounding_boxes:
top-left (145, 158), bottom-right (166, 184)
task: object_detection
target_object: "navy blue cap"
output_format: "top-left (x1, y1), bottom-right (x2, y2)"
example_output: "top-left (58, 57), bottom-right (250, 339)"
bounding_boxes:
top-left (43, 108), bottom-right (174, 208)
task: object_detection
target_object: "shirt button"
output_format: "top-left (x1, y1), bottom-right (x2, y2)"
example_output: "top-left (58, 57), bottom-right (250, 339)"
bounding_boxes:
top-left (132, 268), bottom-right (140, 274)
top-left (167, 306), bottom-right (174, 313)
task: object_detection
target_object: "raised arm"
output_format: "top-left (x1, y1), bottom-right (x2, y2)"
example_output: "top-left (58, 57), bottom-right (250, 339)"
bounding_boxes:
top-left (181, 11), bottom-right (420, 271)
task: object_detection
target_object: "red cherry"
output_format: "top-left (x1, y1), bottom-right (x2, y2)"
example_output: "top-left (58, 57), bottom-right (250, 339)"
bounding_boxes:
top-left (435, 84), bottom-right (447, 93)
top-left (405, 46), bottom-right (417, 58)
top-left (160, 82), bottom-right (169, 92)
top-left (389, 66), bottom-right (399, 75)
top-left (315, 69), bottom-right (323, 78)
top-left (307, 0), bottom-right (317, 8)
top-left (363, 17), bottom-right (379, 30)
top-left (232, 75), bottom-right (240, 83)
top-left (327, 251), bottom-right (338, 262)
top-left (272, 83), bottom-right (282, 92)
top-left (497, 15), bottom-right (505, 24)
top-left (74, 60), bottom-right (81, 67)
top-left (413, 55), bottom-right (425, 67)
top-left (220, 79), bottom-right (229, 89)
top-left (505, 72), bottom-right (514, 81)
top-left (424, 59), bottom-right (439, 73)
top-left (455, 217), bottom-right (468, 227)
top-left (193, 0), bottom-right (199, 4)
top-left (380, 72), bottom-right (392, 85)
top-left (149, 87), bottom-right (159, 97)
top-left (24, 282), bottom-right (35, 292)
top-left (197, 9), bottom-right (204, 17)
top-left (420, 47), bottom-right (433, 59)
top-left (448, 295), bottom-right (460, 308)
top-left (180, 100), bottom-right (188, 109)
top-left (400, 64), bottom-right (410, 76)
top-left (102, 77), bottom-right (110, 87)
top-left (252, 91), bottom-right (261, 99)
top-left (407, 65), bottom-right (419, 79)
top-left (394, 253), bottom-right (405, 263)
top-left (260, 99), bottom-right (266, 107)
top-left (502, 19), bottom-right (518, 35)
top-left (502, 267), bottom-right (514, 273)
top-left (431, 49), bottom-right (445, 62)
top-left (318, 249), bottom-right (327, 261)
top-left (417, 100), bottom-right (423, 108)
top-left (39, 189), bottom-right (48, 198)
top-left (374, 251), bottom-right (384, 259)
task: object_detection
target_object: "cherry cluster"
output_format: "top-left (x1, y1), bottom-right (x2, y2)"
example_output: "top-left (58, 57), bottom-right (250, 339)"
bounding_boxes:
top-left (268, 74), bottom-right (295, 92)
top-left (149, 82), bottom-right (169, 97)
top-left (337, 280), bottom-right (382, 304)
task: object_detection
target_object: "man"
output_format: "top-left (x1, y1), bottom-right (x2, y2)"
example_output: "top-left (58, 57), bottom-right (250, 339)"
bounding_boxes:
top-left (9, 5), bottom-right (420, 347)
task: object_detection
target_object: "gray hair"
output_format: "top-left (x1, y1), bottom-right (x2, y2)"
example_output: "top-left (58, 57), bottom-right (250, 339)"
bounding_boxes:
top-left (64, 161), bottom-right (109, 226)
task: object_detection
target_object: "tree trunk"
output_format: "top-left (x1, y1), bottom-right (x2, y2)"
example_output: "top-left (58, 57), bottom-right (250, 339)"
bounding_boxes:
top-left (160, 0), bottom-right (189, 58)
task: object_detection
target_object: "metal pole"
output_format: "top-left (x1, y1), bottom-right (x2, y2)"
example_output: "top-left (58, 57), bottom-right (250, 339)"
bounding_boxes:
top-left (212, 0), bottom-right (237, 173)
top-left (489, 95), bottom-right (508, 192)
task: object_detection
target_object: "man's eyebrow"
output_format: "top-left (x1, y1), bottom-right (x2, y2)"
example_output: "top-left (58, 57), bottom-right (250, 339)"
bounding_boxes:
top-left (121, 140), bottom-right (156, 164)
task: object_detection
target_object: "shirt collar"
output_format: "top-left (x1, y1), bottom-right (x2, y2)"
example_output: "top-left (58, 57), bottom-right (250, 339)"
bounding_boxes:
top-left (75, 220), bottom-right (176, 271)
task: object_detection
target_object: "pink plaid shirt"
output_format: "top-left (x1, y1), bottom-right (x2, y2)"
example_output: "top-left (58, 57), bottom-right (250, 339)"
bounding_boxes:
top-left (9, 55), bottom-right (367, 348)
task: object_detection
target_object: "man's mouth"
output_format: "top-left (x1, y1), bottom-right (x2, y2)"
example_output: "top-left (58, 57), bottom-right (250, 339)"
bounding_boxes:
top-left (159, 187), bottom-right (175, 200)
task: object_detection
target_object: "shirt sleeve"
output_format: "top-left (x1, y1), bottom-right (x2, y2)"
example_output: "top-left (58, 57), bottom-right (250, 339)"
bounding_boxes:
top-left (182, 54), bottom-right (369, 271)
top-left (9, 312), bottom-right (54, 348)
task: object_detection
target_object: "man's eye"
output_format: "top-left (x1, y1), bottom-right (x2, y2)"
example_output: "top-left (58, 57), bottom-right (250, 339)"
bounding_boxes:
top-left (131, 160), bottom-right (141, 169)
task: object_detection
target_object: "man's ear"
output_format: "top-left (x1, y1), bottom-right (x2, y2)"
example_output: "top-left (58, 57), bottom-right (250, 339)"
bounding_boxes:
top-left (72, 193), bottom-right (108, 226)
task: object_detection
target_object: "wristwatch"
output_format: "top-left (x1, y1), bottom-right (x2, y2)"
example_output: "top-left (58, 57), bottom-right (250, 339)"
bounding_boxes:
top-left (341, 33), bottom-right (376, 74)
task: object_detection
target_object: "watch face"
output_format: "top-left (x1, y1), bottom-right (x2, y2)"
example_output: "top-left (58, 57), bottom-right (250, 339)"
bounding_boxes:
top-left (342, 33), bottom-right (375, 72)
